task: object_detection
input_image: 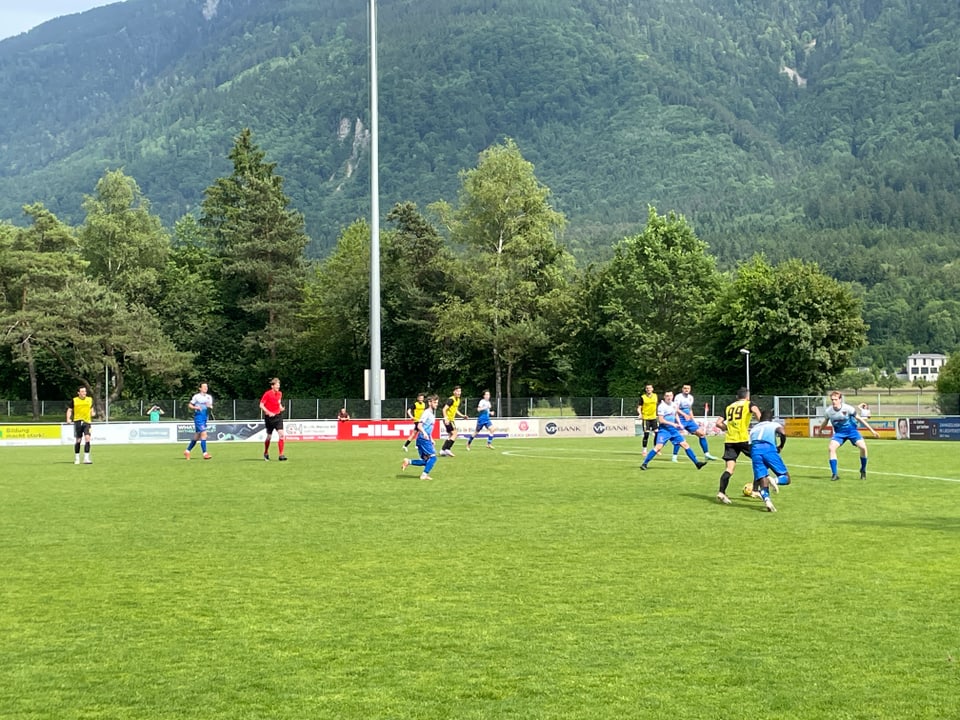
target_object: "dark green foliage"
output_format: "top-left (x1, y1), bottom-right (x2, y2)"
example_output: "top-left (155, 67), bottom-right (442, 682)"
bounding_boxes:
top-left (935, 352), bottom-right (960, 414)
top-left (1, 0), bottom-right (958, 260)
top-left (200, 129), bottom-right (310, 394)
top-left (702, 255), bottom-right (868, 394)
top-left (2, 0), bottom-right (960, 398)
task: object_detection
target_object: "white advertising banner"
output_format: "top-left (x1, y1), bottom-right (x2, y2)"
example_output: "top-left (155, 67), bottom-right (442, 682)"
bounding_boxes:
top-left (275, 420), bottom-right (338, 442)
top-left (59, 422), bottom-right (177, 445)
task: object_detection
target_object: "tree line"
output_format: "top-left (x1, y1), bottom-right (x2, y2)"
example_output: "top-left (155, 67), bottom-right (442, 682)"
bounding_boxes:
top-left (2, 132), bottom-right (873, 417)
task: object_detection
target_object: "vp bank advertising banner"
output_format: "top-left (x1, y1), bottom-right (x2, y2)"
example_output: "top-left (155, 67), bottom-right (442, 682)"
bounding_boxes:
top-left (540, 418), bottom-right (634, 438)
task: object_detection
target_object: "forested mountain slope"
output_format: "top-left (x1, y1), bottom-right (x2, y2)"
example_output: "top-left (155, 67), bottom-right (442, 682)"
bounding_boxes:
top-left (1, 0), bottom-right (957, 257)
top-left (3, 0), bottom-right (960, 365)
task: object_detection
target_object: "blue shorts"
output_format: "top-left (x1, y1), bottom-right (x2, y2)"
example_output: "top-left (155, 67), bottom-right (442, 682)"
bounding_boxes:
top-left (751, 443), bottom-right (788, 481)
top-left (831, 426), bottom-right (863, 445)
top-left (474, 420), bottom-right (494, 434)
top-left (655, 426), bottom-right (683, 446)
top-left (416, 435), bottom-right (436, 460)
top-left (194, 419), bottom-right (208, 434)
top-left (679, 418), bottom-right (700, 434)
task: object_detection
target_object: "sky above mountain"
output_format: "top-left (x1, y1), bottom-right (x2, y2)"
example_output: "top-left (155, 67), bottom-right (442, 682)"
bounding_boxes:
top-left (0, 1), bottom-right (120, 40)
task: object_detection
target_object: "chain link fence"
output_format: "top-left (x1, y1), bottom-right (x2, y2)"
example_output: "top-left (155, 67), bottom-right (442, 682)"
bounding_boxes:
top-left (3, 394), bottom-right (956, 422)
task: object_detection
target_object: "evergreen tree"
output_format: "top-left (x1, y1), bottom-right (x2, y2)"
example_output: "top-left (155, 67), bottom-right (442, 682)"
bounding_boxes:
top-left (0, 206), bottom-right (85, 416)
top-left (200, 129), bottom-right (310, 393)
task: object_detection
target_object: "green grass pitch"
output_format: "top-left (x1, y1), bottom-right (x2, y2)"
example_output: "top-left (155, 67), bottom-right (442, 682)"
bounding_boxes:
top-left (1, 436), bottom-right (958, 719)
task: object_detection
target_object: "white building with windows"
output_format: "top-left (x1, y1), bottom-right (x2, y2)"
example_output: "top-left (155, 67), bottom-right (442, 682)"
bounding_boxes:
top-left (905, 353), bottom-right (947, 381)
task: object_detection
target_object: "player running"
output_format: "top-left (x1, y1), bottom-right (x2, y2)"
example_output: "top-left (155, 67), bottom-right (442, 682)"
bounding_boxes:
top-left (438, 386), bottom-right (468, 457)
top-left (402, 393), bottom-right (426, 453)
top-left (402, 395), bottom-right (440, 480)
top-left (640, 391), bottom-right (708, 471)
top-left (672, 383), bottom-right (718, 462)
top-left (466, 390), bottom-right (496, 450)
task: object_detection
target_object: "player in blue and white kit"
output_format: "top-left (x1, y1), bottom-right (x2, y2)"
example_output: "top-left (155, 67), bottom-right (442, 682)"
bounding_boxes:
top-left (184, 382), bottom-right (213, 460)
top-left (818, 391), bottom-right (879, 481)
top-left (749, 410), bottom-right (790, 512)
top-left (402, 395), bottom-right (439, 480)
top-left (671, 384), bottom-right (718, 462)
top-left (466, 390), bottom-right (495, 450)
top-left (640, 391), bottom-right (708, 471)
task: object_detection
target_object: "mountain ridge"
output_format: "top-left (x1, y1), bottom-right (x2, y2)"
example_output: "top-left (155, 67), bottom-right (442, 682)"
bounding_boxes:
top-left (1, 0), bottom-right (958, 261)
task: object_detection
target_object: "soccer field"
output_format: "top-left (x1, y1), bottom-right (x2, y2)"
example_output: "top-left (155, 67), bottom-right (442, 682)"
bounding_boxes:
top-left (2, 437), bottom-right (958, 719)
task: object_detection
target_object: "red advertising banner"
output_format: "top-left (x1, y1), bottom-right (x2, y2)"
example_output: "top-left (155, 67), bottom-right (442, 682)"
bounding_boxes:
top-left (336, 419), bottom-right (440, 441)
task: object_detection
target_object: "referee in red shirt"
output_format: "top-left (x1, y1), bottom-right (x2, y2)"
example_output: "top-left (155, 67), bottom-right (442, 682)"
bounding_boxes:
top-left (259, 377), bottom-right (288, 461)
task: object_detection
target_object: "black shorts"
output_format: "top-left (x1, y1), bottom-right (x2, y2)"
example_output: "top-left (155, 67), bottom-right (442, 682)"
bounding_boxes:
top-left (722, 442), bottom-right (751, 462)
top-left (265, 414), bottom-right (284, 434)
top-left (73, 420), bottom-right (91, 439)
top-left (443, 420), bottom-right (456, 434)
top-left (642, 419), bottom-right (658, 432)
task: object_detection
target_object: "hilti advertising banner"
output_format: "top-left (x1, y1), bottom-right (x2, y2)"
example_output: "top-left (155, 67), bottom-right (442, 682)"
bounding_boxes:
top-left (337, 419), bottom-right (439, 441)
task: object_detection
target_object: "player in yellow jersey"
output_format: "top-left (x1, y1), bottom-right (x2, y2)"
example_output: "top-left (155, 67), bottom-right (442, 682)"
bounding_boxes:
top-left (65, 385), bottom-right (95, 464)
top-left (402, 392), bottom-right (426, 453)
top-left (713, 387), bottom-right (760, 505)
top-left (439, 386), bottom-right (469, 457)
top-left (637, 384), bottom-right (659, 451)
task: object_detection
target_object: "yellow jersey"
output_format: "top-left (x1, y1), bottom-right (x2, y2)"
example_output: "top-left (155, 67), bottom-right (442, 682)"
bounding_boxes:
top-left (412, 401), bottom-right (425, 421)
top-left (443, 395), bottom-right (461, 423)
top-left (71, 396), bottom-right (94, 423)
top-left (723, 398), bottom-right (754, 443)
top-left (639, 393), bottom-right (658, 421)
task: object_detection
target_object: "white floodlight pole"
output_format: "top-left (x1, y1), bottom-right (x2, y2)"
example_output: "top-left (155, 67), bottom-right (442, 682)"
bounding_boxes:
top-left (740, 348), bottom-right (751, 396)
top-left (369, 0), bottom-right (383, 419)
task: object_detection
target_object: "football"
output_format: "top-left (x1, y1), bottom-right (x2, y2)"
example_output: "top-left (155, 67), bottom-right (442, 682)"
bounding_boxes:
top-left (742, 482), bottom-right (754, 497)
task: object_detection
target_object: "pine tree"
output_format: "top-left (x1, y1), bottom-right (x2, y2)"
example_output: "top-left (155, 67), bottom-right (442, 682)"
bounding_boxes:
top-left (200, 129), bottom-right (310, 392)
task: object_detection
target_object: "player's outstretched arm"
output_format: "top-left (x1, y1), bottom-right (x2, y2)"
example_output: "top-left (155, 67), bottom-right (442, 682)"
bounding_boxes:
top-left (858, 416), bottom-right (880, 437)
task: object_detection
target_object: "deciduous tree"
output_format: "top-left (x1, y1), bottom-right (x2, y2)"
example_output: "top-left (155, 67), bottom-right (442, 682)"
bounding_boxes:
top-left (704, 255), bottom-right (868, 394)
top-left (431, 139), bottom-right (574, 403)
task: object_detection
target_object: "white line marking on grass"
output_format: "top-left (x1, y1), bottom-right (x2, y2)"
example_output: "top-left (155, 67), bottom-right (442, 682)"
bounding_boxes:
top-left (497, 452), bottom-right (960, 483)
top-left (790, 463), bottom-right (960, 484)
top-left (500, 449), bottom-right (667, 464)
